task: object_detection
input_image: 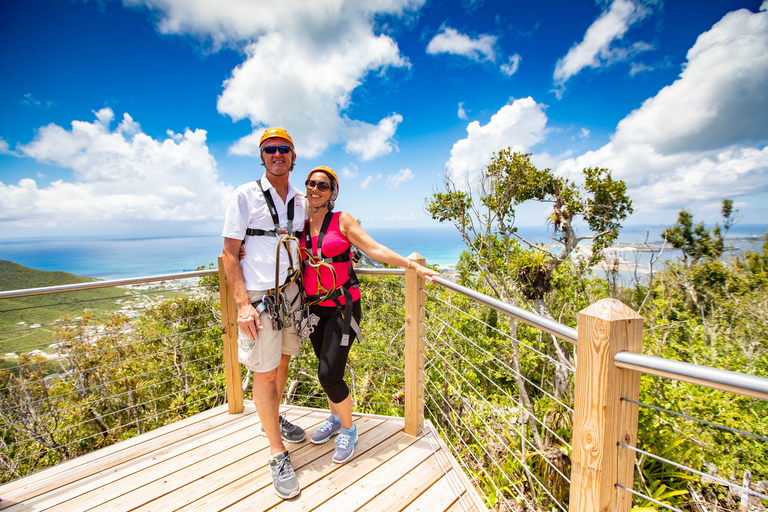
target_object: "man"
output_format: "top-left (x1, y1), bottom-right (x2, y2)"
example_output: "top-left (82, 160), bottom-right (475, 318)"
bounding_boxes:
top-left (221, 127), bottom-right (306, 499)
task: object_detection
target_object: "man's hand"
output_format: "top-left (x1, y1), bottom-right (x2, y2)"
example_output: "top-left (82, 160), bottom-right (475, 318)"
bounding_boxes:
top-left (237, 303), bottom-right (263, 340)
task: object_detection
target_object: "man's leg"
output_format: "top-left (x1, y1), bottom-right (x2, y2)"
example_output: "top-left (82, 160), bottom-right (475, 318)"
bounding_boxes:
top-left (253, 368), bottom-right (286, 456)
top-left (275, 354), bottom-right (292, 402)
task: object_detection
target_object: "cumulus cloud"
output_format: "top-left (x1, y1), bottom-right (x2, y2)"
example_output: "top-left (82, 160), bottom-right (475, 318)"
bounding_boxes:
top-left (344, 114), bottom-right (403, 161)
top-left (553, 0), bottom-right (657, 92)
top-left (340, 165), bottom-right (358, 179)
top-left (500, 53), bottom-right (521, 76)
top-left (387, 168), bottom-right (414, 189)
top-left (426, 26), bottom-right (497, 61)
top-left (0, 108), bottom-right (232, 228)
top-left (458, 102), bottom-right (468, 120)
top-left (445, 97), bottom-right (549, 184)
top-left (125, 0), bottom-right (423, 160)
top-left (557, 4), bottom-right (768, 210)
top-left (360, 173), bottom-right (382, 190)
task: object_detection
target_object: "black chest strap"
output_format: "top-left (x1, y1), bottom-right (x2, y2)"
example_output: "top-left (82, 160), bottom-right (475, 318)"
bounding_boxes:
top-left (245, 181), bottom-right (300, 238)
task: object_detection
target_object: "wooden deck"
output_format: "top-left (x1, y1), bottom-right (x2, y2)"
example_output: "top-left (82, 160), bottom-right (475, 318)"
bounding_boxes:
top-left (0, 403), bottom-right (488, 511)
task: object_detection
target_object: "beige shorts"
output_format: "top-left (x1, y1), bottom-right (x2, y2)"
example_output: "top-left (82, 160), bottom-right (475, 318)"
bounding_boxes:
top-left (237, 282), bottom-right (302, 373)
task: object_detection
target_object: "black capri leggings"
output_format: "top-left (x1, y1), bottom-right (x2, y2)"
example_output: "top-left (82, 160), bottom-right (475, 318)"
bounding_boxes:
top-left (309, 300), bottom-right (362, 404)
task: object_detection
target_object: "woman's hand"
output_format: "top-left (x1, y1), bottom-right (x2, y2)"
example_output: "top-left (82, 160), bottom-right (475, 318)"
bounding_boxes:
top-left (239, 245), bottom-right (246, 260)
top-left (412, 262), bottom-right (440, 282)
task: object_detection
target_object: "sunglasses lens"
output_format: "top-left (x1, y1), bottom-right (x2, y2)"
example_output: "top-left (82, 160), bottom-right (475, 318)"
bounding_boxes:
top-left (264, 146), bottom-right (291, 154)
top-left (305, 180), bottom-right (331, 191)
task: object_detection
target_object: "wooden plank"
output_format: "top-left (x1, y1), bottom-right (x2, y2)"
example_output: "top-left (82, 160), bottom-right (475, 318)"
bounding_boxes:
top-left (401, 471), bottom-right (463, 511)
top-left (218, 255), bottom-right (244, 414)
top-left (128, 412), bottom-right (327, 512)
top-left (308, 434), bottom-right (436, 512)
top-left (1, 409), bottom-right (265, 512)
top-left (0, 404), bottom-right (252, 508)
top-left (215, 417), bottom-right (402, 512)
top-left (355, 455), bottom-right (443, 512)
top-left (570, 299), bottom-right (643, 512)
top-left (404, 253), bottom-right (426, 437)
top-left (65, 409), bottom-right (313, 512)
top-left (421, 421), bottom-right (488, 512)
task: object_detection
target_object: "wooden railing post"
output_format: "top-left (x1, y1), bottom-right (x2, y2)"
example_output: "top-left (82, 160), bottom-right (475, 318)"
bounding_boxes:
top-left (570, 298), bottom-right (643, 512)
top-left (218, 256), bottom-right (244, 414)
top-left (404, 252), bottom-right (426, 437)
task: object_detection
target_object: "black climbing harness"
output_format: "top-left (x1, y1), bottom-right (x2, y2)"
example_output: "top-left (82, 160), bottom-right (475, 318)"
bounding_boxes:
top-left (242, 180), bottom-right (303, 331)
top-left (301, 211), bottom-right (363, 346)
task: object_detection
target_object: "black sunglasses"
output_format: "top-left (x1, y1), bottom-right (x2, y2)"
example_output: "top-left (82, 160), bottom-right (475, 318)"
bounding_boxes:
top-left (262, 145), bottom-right (292, 155)
top-left (305, 180), bottom-right (331, 191)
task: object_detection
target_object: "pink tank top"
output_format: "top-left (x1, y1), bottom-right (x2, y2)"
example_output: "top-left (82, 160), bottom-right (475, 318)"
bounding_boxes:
top-left (301, 212), bottom-right (361, 307)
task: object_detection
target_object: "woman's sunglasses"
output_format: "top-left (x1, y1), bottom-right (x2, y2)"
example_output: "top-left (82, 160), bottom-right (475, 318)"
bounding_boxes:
top-left (305, 180), bottom-right (331, 191)
top-left (262, 145), bottom-right (292, 155)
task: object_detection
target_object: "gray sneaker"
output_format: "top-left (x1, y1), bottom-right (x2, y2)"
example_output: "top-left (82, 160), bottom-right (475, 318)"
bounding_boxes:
top-left (260, 413), bottom-right (307, 443)
top-left (311, 416), bottom-right (342, 444)
top-left (269, 451), bottom-right (300, 499)
top-left (332, 427), bottom-right (357, 464)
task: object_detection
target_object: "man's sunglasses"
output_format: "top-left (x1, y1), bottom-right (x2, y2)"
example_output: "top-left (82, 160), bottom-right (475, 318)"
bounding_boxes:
top-left (305, 180), bottom-right (331, 191)
top-left (262, 146), bottom-right (292, 155)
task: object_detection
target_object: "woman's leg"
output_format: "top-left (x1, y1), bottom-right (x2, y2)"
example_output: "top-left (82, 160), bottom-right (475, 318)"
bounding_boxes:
top-left (309, 302), bottom-right (360, 427)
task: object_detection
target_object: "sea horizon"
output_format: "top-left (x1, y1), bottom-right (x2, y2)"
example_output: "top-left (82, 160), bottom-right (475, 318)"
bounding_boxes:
top-left (2, 223), bottom-right (766, 281)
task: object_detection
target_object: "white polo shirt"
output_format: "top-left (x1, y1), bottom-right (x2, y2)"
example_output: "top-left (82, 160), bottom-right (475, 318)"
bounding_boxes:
top-left (222, 176), bottom-right (306, 291)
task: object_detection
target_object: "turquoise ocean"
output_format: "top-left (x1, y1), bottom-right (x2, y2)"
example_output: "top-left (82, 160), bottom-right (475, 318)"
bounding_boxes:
top-left (1, 224), bottom-right (766, 281)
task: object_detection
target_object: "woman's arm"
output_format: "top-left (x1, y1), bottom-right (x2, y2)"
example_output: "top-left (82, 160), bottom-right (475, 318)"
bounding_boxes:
top-left (338, 212), bottom-right (440, 281)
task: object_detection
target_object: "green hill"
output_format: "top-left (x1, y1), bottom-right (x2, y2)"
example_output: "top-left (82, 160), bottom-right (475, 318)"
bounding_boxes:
top-left (0, 261), bottom-right (123, 354)
top-left (0, 260), bottom-right (99, 291)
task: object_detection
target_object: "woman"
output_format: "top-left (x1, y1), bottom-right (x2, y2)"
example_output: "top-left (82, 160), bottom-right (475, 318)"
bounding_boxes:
top-left (300, 166), bottom-right (438, 464)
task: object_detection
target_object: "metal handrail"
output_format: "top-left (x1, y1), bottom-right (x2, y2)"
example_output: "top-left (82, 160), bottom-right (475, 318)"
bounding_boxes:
top-left (0, 269), bottom-right (218, 299)
top-left (431, 276), bottom-right (579, 344)
top-left (431, 277), bottom-right (768, 401)
top-left (0, 266), bottom-right (404, 300)
top-left (615, 352), bottom-right (768, 401)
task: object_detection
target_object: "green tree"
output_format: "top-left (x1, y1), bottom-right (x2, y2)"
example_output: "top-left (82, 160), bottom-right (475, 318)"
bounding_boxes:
top-left (427, 150), bottom-right (633, 403)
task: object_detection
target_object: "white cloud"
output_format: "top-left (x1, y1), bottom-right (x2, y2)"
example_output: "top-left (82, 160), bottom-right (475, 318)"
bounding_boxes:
top-left (557, 4), bottom-right (768, 211)
top-left (22, 93), bottom-right (55, 109)
top-left (445, 97), bottom-right (549, 184)
top-left (426, 26), bottom-right (497, 61)
top-left (387, 168), bottom-right (414, 189)
top-left (124, 0), bottom-right (424, 160)
top-left (500, 53), bottom-right (521, 76)
top-left (553, 0), bottom-right (657, 91)
top-left (579, 127), bottom-right (591, 139)
top-left (0, 137), bottom-right (12, 155)
top-left (340, 165), bottom-right (358, 179)
top-left (344, 114), bottom-right (403, 161)
top-left (458, 102), bottom-right (467, 120)
top-left (0, 108), bottom-right (232, 228)
top-left (360, 173), bottom-right (382, 190)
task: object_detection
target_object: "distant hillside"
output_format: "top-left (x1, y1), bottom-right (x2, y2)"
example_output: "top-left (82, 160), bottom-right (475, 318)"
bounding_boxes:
top-left (0, 261), bottom-right (119, 354)
top-left (0, 260), bottom-right (99, 292)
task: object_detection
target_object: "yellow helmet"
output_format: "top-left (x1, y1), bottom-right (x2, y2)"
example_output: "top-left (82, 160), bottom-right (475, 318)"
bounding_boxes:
top-left (307, 166), bottom-right (339, 202)
top-left (259, 127), bottom-right (294, 148)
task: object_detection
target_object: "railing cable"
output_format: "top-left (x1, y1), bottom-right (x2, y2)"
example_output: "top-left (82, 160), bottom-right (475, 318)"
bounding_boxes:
top-left (622, 397), bottom-right (768, 442)
top-left (618, 442), bottom-right (768, 502)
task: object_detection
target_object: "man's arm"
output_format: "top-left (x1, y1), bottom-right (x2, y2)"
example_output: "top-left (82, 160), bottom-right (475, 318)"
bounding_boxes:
top-left (222, 237), bottom-right (262, 340)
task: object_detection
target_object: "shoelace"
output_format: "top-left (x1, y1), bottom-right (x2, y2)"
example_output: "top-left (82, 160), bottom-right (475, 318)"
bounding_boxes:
top-left (319, 419), bottom-right (335, 433)
top-left (337, 433), bottom-right (351, 449)
top-left (276, 456), bottom-right (295, 481)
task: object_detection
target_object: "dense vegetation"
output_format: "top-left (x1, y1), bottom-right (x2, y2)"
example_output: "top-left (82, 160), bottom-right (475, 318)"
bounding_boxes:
top-left (1, 152), bottom-right (766, 510)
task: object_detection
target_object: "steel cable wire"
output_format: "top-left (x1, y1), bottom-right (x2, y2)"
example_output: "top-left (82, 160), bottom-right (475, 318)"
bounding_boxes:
top-left (424, 385), bottom-right (530, 511)
top-left (426, 312), bottom-right (574, 414)
top-left (427, 290), bottom-right (575, 373)
top-left (618, 442), bottom-right (768, 502)
top-left (424, 337), bottom-right (572, 491)
top-left (425, 322), bottom-right (574, 447)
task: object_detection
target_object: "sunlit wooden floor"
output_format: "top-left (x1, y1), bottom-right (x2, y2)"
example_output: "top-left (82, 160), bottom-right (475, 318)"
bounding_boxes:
top-left (0, 403), bottom-right (487, 511)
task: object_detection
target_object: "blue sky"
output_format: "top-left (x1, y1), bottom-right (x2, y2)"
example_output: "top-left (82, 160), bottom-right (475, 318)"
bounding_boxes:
top-left (1, 0), bottom-right (767, 240)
